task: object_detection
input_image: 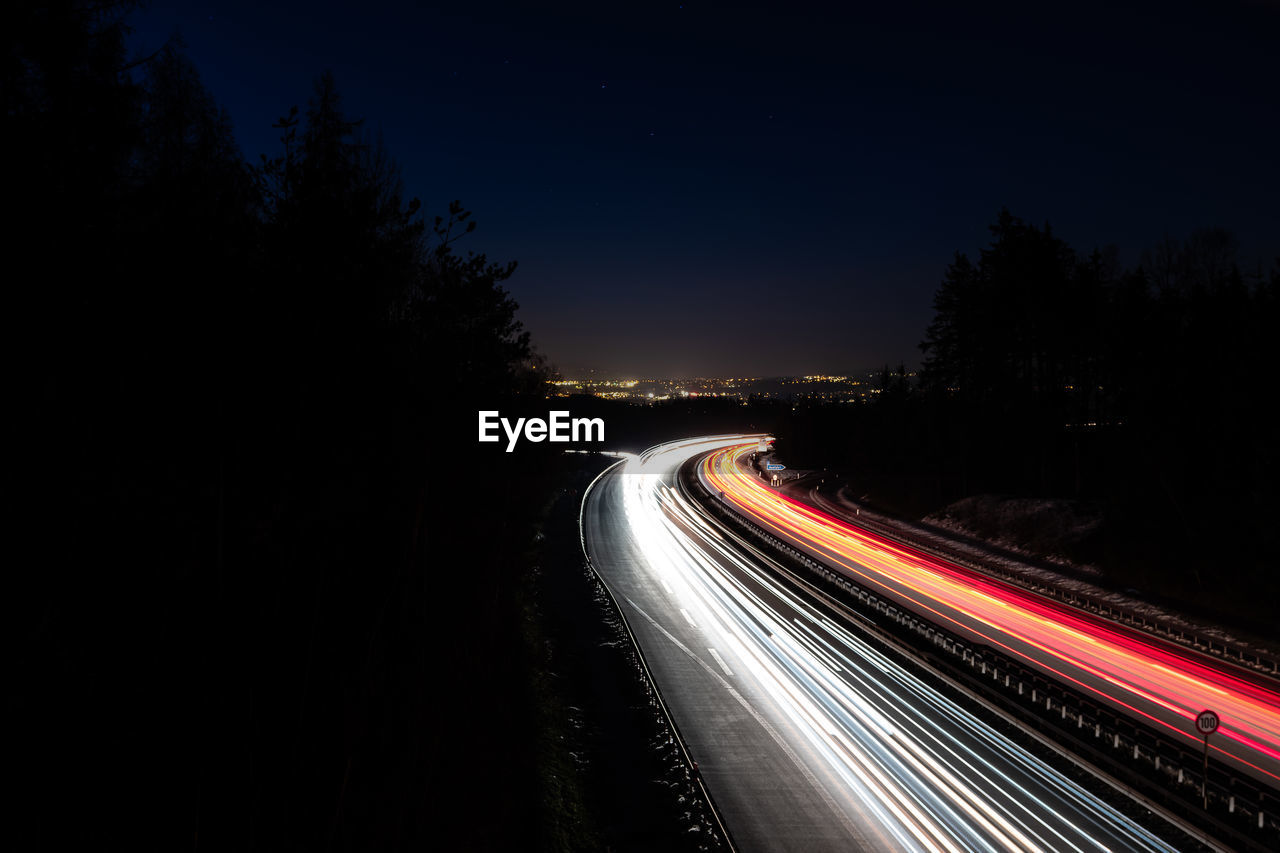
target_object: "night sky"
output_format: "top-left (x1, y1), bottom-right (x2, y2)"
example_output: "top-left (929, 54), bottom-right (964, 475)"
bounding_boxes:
top-left (129, 1), bottom-right (1279, 378)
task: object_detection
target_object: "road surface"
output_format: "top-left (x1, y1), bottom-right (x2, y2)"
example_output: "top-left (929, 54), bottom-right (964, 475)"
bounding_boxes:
top-left (699, 442), bottom-right (1280, 795)
top-left (583, 436), bottom-right (1184, 852)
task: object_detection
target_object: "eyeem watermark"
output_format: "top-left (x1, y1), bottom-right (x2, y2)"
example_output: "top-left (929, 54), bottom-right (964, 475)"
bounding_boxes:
top-left (478, 410), bottom-right (605, 452)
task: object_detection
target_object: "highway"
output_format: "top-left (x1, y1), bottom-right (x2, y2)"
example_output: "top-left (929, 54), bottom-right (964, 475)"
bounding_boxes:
top-left (700, 443), bottom-right (1280, 795)
top-left (582, 436), bottom-right (1185, 852)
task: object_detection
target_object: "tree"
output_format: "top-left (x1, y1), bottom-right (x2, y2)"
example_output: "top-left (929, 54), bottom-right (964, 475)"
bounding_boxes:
top-left (920, 209), bottom-right (1082, 420)
top-left (254, 71), bottom-right (429, 419)
top-left (393, 200), bottom-right (534, 399)
top-left (920, 251), bottom-right (978, 394)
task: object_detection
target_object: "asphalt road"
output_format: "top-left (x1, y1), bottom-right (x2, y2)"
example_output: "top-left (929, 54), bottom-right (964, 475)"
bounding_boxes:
top-left (699, 443), bottom-right (1280, 795)
top-left (583, 436), bottom-right (1183, 852)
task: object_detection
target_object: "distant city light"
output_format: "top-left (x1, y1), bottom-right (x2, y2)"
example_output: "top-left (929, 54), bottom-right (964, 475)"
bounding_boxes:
top-left (545, 374), bottom-right (893, 405)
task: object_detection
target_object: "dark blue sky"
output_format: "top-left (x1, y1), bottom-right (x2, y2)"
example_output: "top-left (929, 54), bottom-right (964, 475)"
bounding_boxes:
top-left (129, 0), bottom-right (1279, 377)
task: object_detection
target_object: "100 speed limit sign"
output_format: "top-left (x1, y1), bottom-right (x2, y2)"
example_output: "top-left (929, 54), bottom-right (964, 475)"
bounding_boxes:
top-left (1195, 710), bottom-right (1219, 735)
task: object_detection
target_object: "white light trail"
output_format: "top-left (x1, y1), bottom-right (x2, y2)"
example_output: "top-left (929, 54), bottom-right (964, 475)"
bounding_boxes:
top-left (611, 438), bottom-right (1180, 852)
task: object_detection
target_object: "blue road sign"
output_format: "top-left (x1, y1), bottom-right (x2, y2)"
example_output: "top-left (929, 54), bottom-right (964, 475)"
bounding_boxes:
top-left (766, 462), bottom-right (785, 470)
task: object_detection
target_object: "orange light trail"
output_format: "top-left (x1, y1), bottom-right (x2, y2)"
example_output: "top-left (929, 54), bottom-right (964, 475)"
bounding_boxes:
top-left (701, 443), bottom-right (1280, 788)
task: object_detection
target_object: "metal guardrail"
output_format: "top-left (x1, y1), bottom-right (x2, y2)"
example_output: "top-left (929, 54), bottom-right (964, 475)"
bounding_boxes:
top-left (686, 460), bottom-right (1279, 852)
top-left (806, 480), bottom-right (1280, 678)
top-left (578, 458), bottom-right (739, 853)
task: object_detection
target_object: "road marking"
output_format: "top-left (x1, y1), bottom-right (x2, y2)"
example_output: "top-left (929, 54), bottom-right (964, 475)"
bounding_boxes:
top-left (622, 594), bottom-right (882, 850)
top-left (661, 577), bottom-right (674, 594)
top-left (680, 608), bottom-right (697, 628)
top-left (708, 647), bottom-right (734, 676)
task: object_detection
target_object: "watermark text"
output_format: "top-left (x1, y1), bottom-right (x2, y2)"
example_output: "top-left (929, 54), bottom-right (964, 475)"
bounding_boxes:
top-left (478, 410), bottom-right (605, 452)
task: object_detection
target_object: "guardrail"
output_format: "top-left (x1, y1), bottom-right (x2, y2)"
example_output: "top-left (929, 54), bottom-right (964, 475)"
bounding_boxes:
top-left (685, 459), bottom-right (1279, 853)
top-left (806, 480), bottom-right (1280, 678)
top-left (579, 458), bottom-right (738, 852)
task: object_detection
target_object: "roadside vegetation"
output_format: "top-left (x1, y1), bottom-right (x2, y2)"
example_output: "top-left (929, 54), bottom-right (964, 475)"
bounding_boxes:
top-left (775, 211), bottom-right (1280, 633)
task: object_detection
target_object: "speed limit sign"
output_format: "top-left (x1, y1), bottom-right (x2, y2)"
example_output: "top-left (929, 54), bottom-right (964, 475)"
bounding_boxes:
top-left (1195, 709), bottom-right (1219, 809)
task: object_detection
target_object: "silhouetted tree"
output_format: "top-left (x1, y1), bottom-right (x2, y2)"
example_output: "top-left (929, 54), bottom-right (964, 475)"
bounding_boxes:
top-left (913, 208), bottom-right (1279, 623)
top-left (255, 71), bottom-right (426, 405)
top-left (13, 21), bottom-right (558, 847)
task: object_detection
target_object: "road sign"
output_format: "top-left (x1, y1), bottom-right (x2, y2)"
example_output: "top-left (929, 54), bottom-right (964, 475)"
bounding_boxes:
top-left (1195, 710), bottom-right (1219, 734)
top-left (1196, 709), bottom-right (1218, 809)
top-left (766, 462), bottom-right (785, 470)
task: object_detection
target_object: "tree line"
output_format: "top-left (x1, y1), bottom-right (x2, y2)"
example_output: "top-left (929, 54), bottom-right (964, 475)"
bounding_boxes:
top-left (778, 209), bottom-right (1279, 627)
top-left (13, 2), bottom-right (561, 848)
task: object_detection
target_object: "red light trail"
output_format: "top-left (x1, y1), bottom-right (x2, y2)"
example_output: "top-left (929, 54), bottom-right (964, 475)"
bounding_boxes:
top-left (700, 443), bottom-right (1280, 789)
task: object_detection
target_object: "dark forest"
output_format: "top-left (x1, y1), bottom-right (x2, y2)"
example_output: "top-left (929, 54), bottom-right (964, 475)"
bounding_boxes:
top-left (13, 2), bottom-right (564, 848)
top-left (775, 211), bottom-right (1280, 627)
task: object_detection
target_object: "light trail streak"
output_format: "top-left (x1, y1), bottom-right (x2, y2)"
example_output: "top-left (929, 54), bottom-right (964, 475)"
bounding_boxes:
top-left (606, 437), bottom-right (1183, 851)
top-left (699, 442), bottom-right (1280, 790)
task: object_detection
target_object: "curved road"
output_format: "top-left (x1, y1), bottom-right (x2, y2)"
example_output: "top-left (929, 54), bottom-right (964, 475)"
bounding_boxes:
top-left (700, 443), bottom-right (1280, 794)
top-left (583, 436), bottom-right (1185, 852)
